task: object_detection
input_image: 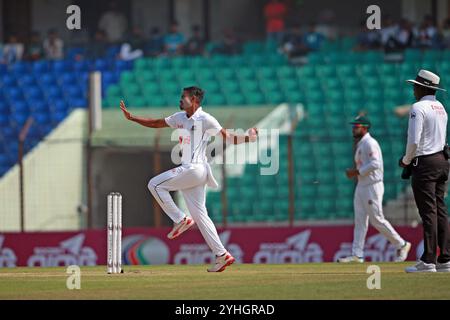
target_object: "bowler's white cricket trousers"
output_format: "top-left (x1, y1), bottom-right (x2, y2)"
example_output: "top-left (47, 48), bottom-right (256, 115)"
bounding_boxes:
top-left (352, 181), bottom-right (405, 257)
top-left (147, 163), bottom-right (227, 256)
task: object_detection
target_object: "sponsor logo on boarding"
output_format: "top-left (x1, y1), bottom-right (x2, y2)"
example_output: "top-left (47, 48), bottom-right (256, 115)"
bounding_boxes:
top-left (174, 231), bottom-right (243, 264)
top-left (122, 235), bottom-right (170, 265)
top-left (253, 230), bottom-right (323, 263)
top-left (27, 234), bottom-right (97, 267)
top-left (0, 235), bottom-right (17, 267)
top-left (334, 233), bottom-right (398, 262)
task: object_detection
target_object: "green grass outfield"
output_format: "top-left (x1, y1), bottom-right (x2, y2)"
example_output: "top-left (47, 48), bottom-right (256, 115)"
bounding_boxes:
top-left (0, 263), bottom-right (449, 300)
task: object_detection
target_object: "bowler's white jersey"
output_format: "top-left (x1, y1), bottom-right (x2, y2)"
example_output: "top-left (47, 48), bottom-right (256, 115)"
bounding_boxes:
top-left (165, 107), bottom-right (222, 165)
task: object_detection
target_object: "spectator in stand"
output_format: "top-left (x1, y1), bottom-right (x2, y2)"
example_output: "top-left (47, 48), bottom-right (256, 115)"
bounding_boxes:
top-left (184, 25), bottom-right (205, 56)
top-left (316, 9), bottom-right (338, 40)
top-left (43, 29), bottom-right (64, 60)
top-left (86, 29), bottom-right (108, 59)
top-left (145, 27), bottom-right (164, 57)
top-left (118, 26), bottom-right (145, 61)
top-left (98, 1), bottom-right (128, 43)
top-left (379, 15), bottom-right (399, 51)
top-left (303, 23), bottom-right (325, 51)
top-left (395, 18), bottom-right (414, 50)
top-left (25, 31), bottom-right (44, 61)
top-left (2, 34), bottom-right (24, 64)
top-left (212, 28), bottom-right (241, 55)
top-left (354, 20), bottom-right (381, 51)
top-left (164, 22), bottom-right (185, 56)
top-left (416, 15), bottom-right (440, 49)
top-left (264, 0), bottom-right (287, 45)
top-left (281, 24), bottom-right (305, 58)
top-left (441, 18), bottom-right (450, 49)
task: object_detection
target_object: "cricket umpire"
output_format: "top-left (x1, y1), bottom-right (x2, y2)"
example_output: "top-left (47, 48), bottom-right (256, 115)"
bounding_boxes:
top-left (401, 69), bottom-right (450, 273)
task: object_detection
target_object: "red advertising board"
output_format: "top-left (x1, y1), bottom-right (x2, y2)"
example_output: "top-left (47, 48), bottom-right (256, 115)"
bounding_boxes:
top-left (0, 225), bottom-right (425, 268)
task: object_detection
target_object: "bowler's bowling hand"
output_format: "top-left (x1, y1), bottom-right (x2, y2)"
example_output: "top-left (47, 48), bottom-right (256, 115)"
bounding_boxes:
top-left (345, 168), bottom-right (359, 179)
top-left (248, 127), bottom-right (258, 142)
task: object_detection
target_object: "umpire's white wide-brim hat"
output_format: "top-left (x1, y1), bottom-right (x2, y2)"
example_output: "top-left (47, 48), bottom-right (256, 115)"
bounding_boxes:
top-left (406, 69), bottom-right (446, 91)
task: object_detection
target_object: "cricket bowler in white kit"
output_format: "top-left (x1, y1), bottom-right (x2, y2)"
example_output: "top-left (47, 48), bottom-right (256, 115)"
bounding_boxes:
top-left (120, 86), bottom-right (258, 272)
top-left (339, 115), bottom-right (411, 263)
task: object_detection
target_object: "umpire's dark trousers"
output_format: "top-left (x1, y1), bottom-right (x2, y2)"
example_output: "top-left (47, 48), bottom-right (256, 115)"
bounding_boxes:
top-left (411, 151), bottom-right (450, 264)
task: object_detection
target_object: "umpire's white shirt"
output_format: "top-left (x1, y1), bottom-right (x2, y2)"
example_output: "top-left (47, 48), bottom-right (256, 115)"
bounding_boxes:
top-left (403, 95), bottom-right (448, 165)
top-left (355, 133), bottom-right (383, 187)
top-left (164, 107), bottom-right (220, 187)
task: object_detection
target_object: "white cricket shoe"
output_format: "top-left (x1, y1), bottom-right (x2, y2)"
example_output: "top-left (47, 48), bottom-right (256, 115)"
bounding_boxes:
top-left (338, 256), bottom-right (364, 263)
top-left (395, 241), bottom-right (411, 262)
top-left (405, 261), bottom-right (437, 273)
top-left (436, 261), bottom-right (450, 272)
top-left (207, 252), bottom-right (235, 272)
top-left (167, 216), bottom-right (195, 240)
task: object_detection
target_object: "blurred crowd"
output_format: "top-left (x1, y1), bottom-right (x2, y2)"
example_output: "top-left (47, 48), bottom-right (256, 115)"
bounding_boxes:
top-left (0, 1), bottom-right (241, 66)
top-left (1, 0), bottom-right (450, 66)
top-left (355, 15), bottom-right (450, 52)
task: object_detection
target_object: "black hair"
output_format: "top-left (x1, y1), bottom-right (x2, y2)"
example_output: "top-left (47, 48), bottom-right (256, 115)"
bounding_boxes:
top-left (183, 86), bottom-right (204, 103)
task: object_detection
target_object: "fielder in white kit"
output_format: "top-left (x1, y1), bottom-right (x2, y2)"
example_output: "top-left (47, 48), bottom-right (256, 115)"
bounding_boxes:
top-left (120, 86), bottom-right (258, 272)
top-left (339, 115), bottom-right (411, 263)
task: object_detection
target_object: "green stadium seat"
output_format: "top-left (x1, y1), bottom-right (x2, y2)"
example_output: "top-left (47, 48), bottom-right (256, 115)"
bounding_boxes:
top-left (195, 68), bottom-right (216, 81)
top-left (245, 92), bottom-right (265, 104)
top-left (316, 65), bottom-right (336, 78)
top-left (359, 64), bottom-right (378, 77)
top-left (296, 65), bottom-right (316, 78)
top-left (160, 82), bottom-right (180, 95)
top-left (279, 78), bottom-right (299, 92)
top-left (142, 82), bottom-right (161, 95)
top-left (249, 55), bottom-right (266, 67)
top-left (107, 84), bottom-right (121, 97)
top-left (121, 83), bottom-right (141, 96)
top-left (220, 80), bottom-right (240, 94)
top-left (128, 96), bottom-right (147, 107)
top-left (259, 79), bottom-right (279, 91)
top-left (177, 69), bottom-right (196, 83)
top-left (202, 81), bottom-right (221, 94)
top-left (240, 80), bottom-right (260, 92)
top-left (336, 64), bottom-right (355, 78)
top-left (215, 68), bottom-right (235, 81)
top-left (159, 70), bottom-right (177, 82)
top-left (190, 56), bottom-right (211, 69)
top-left (170, 56), bottom-right (189, 69)
top-left (106, 96), bottom-right (121, 108)
top-left (120, 71), bottom-right (136, 85)
top-left (257, 66), bottom-right (276, 79)
top-left (404, 49), bottom-right (422, 62)
top-left (226, 94), bottom-right (246, 105)
top-left (227, 55), bottom-right (247, 67)
top-left (236, 68), bottom-right (256, 80)
top-left (205, 94), bottom-right (226, 106)
top-left (243, 41), bottom-right (264, 55)
top-left (134, 59), bottom-right (148, 71)
top-left (152, 57), bottom-right (171, 70)
top-left (135, 70), bottom-right (157, 84)
top-left (379, 63), bottom-right (398, 76)
top-left (277, 66), bottom-right (296, 79)
top-left (266, 53), bottom-right (288, 66)
top-left (147, 96), bottom-right (167, 107)
top-left (284, 91), bottom-right (303, 103)
top-left (265, 91), bottom-right (284, 104)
